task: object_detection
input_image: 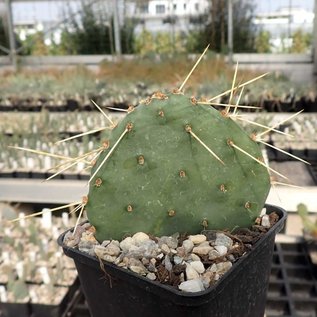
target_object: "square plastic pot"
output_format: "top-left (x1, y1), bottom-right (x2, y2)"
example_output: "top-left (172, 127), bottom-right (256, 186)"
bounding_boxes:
top-left (0, 302), bottom-right (30, 317)
top-left (58, 204), bottom-right (286, 317)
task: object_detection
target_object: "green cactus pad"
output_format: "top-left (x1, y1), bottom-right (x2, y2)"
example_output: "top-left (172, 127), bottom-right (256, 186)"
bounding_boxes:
top-left (86, 93), bottom-right (271, 241)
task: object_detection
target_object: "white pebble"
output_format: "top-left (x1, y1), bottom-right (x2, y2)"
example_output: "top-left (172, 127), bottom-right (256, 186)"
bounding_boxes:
top-left (261, 215), bottom-right (271, 228)
top-left (215, 261), bottom-right (232, 275)
top-left (190, 261), bottom-right (205, 274)
top-left (120, 237), bottom-right (135, 252)
top-left (185, 263), bottom-right (200, 280)
top-left (146, 272), bottom-right (156, 281)
top-left (191, 254), bottom-right (201, 261)
top-left (178, 279), bottom-right (205, 292)
top-left (182, 239), bottom-right (194, 253)
top-left (188, 234), bottom-right (207, 244)
top-left (161, 244), bottom-right (171, 254)
top-left (214, 245), bottom-right (228, 256)
top-left (208, 249), bottom-right (220, 260)
top-left (192, 245), bottom-right (213, 255)
top-left (173, 256), bottom-right (184, 265)
top-left (132, 232), bottom-right (150, 246)
top-left (130, 265), bottom-right (147, 275)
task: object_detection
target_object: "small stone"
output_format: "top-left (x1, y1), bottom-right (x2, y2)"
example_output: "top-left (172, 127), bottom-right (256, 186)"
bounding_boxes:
top-left (128, 258), bottom-right (148, 275)
top-left (215, 233), bottom-right (233, 248)
top-left (81, 231), bottom-right (98, 243)
top-left (130, 266), bottom-right (147, 275)
top-left (104, 241), bottom-right (121, 257)
top-left (94, 245), bottom-right (118, 263)
top-left (158, 236), bottom-right (178, 249)
top-left (190, 261), bottom-right (205, 274)
top-left (178, 279), bottom-right (205, 292)
top-left (170, 249), bottom-right (177, 254)
top-left (192, 245), bottom-right (213, 256)
top-left (227, 254), bottom-right (235, 262)
top-left (214, 245), bottom-right (228, 256)
top-left (78, 237), bottom-right (97, 256)
top-left (94, 245), bottom-right (107, 258)
top-left (185, 263), bottom-right (200, 280)
top-left (164, 255), bottom-right (173, 272)
top-left (110, 240), bottom-right (120, 246)
top-left (141, 258), bottom-right (150, 266)
top-left (120, 237), bottom-right (135, 252)
top-left (121, 256), bottom-right (129, 265)
top-left (132, 232), bottom-right (150, 246)
top-left (127, 240), bottom-right (158, 259)
top-left (208, 263), bottom-right (218, 273)
top-left (173, 256), bottom-right (184, 265)
top-left (102, 254), bottom-right (117, 263)
top-left (215, 261), bottom-right (232, 275)
top-left (161, 244), bottom-right (171, 254)
top-left (182, 239), bottom-right (194, 253)
top-left (114, 253), bottom-right (125, 265)
top-left (208, 249), bottom-right (221, 260)
top-left (157, 253), bottom-right (164, 260)
top-left (261, 214), bottom-right (271, 228)
top-left (176, 246), bottom-right (186, 257)
top-left (141, 240), bottom-right (159, 258)
top-left (101, 240), bottom-right (111, 247)
top-left (146, 272), bottom-right (156, 281)
top-left (190, 254), bottom-right (201, 261)
top-left (63, 226), bottom-right (84, 247)
top-left (201, 271), bottom-right (214, 288)
top-left (188, 234), bottom-right (207, 244)
top-left (147, 261), bottom-right (157, 273)
top-left (198, 241), bottom-right (210, 247)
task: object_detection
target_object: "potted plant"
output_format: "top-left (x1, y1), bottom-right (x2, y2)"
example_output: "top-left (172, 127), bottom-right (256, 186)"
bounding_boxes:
top-left (54, 49), bottom-right (290, 317)
top-left (14, 49), bottom-right (289, 316)
top-left (297, 203), bottom-right (317, 265)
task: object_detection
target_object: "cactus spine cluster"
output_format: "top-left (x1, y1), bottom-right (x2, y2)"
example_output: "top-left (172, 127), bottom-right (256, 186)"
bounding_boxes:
top-left (86, 91), bottom-right (271, 242)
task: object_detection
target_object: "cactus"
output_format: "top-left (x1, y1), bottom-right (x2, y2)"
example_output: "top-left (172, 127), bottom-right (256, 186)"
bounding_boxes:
top-left (13, 49), bottom-right (306, 243)
top-left (297, 203), bottom-right (317, 237)
top-left (86, 91), bottom-right (271, 241)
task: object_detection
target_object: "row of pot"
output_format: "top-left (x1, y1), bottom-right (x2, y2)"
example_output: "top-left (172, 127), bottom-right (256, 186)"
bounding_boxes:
top-left (1, 98), bottom-right (317, 113)
top-left (0, 110), bottom-right (118, 135)
top-left (1, 112), bottom-right (317, 174)
top-left (0, 81), bottom-right (151, 114)
top-left (0, 210), bottom-right (78, 317)
top-left (0, 134), bottom-right (97, 175)
top-left (0, 170), bottom-right (89, 180)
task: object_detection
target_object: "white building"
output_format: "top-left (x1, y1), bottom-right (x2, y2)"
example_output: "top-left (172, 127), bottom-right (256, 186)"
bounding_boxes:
top-left (254, 6), bottom-right (314, 52)
top-left (8, 0), bottom-right (210, 42)
top-left (126, 0), bottom-right (210, 34)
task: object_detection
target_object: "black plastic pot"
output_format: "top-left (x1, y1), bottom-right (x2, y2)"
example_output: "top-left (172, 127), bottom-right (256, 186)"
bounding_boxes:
top-left (58, 204), bottom-right (286, 317)
top-left (0, 302), bottom-right (31, 317)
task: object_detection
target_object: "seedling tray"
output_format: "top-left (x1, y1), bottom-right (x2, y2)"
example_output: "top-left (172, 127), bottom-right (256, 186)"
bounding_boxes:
top-left (266, 242), bottom-right (317, 317)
